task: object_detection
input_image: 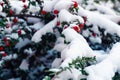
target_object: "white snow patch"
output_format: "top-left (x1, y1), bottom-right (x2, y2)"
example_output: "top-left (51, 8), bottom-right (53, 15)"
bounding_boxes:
top-left (19, 59), bottom-right (29, 70)
top-left (43, 0), bottom-right (58, 12)
top-left (29, 21), bottom-right (44, 30)
top-left (54, 1), bottom-right (73, 11)
top-left (59, 9), bottom-right (84, 23)
top-left (32, 18), bottom-right (57, 43)
top-left (15, 38), bottom-right (31, 50)
top-left (85, 43), bottom-right (120, 80)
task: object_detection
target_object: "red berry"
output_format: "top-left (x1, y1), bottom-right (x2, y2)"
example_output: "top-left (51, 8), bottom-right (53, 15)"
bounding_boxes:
top-left (18, 30), bottom-right (22, 35)
top-left (57, 21), bottom-right (60, 26)
top-left (3, 37), bottom-right (8, 42)
top-left (13, 18), bottom-right (18, 23)
top-left (63, 26), bottom-right (68, 29)
top-left (22, 0), bottom-right (26, 3)
top-left (6, 23), bottom-right (12, 28)
top-left (83, 16), bottom-right (87, 23)
top-left (0, 2), bottom-right (4, 6)
top-left (79, 23), bottom-right (84, 28)
top-left (41, 10), bottom-right (47, 15)
top-left (23, 4), bottom-right (27, 9)
top-left (2, 52), bottom-right (7, 57)
top-left (9, 9), bottom-right (14, 15)
top-left (53, 10), bottom-right (59, 14)
top-left (73, 26), bottom-right (80, 32)
top-left (73, 1), bottom-right (78, 8)
top-left (92, 33), bottom-right (97, 37)
top-left (6, 41), bottom-right (10, 47)
top-left (0, 46), bottom-right (4, 51)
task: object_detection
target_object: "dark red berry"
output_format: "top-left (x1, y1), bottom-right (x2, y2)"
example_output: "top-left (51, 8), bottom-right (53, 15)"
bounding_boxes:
top-left (73, 1), bottom-right (78, 8)
top-left (23, 4), bottom-right (27, 9)
top-left (22, 0), bottom-right (26, 3)
top-left (2, 52), bottom-right (7, 57)
top-left (3, 37), bottom-right (8, 42)
top-left (83, 16), bottom-right (87, 23)
top-left (73, 26), bottom-right (80, 32)
top-left (0, 2), bottom-right (4, 6)
top-left (79, 23), bottom-right (84, 28)
top-left (92, 33), bottom-right (97, 37)
top-left (6, 23), bottom-right (12, 28)
top-left (64, 26), bottom-right (68, 29)
top-left (13, 18), bottom-right (18, 23)
top-left (54, 10), bottom-right (59, 14)
top-left (9, 9), bottom-right (14, 15)
top-left (57, 21), bottom-right (60, 26)
top-left (6, 41), bottom-right (10, 47)
top-left (0, 46), bottom-right (4, 51)
top-left (18, 30), bottom-right (22, 35)
top-left (41, 10), bottom-right (47, 15)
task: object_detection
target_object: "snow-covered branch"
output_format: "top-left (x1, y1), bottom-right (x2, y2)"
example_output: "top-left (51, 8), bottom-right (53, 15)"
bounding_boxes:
top-left (85, 43), bottom-right (120, 80)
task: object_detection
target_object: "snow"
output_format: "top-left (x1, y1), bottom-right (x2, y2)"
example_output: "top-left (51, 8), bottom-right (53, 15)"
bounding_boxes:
top-left (93, 3), bottom-right (116, 15)
top-left (2, 54), bottom-right (17, 60)
top-left (8, 78), bottom-right (21, 80)
top-left (29, 21), bottom-right (45, 30)
top-left (7, 33), bottom-right (18, 39)
top-left (10, 0), bottom-right (40, 14)
top-left (54, 1), bottom-right (73, 11)
top-left (24, 48), bottom-right (36, 55)
top-left (93, 50), bottom-right (108, 62)
top-left (32, 18), bottom-right (57, 43)
top-left (89, 36), bottom-right (102, 44)
top-left (0, 0), bottom-right (120, 80)
top-left (59, 9), bottom-right (84, 23)
top-left (87, 11), bottom-right (120, 36)
top-left (43, 0), bottom-right (58, 12)
top-left (77, 5), bottom-right (120, 37)
top-left (54, 43), bottom-right (67, 52)
top-left (85, 43), bottom-right (120, 80)
top-left (55, 37), bottom-right (65, 44)
top-left (52, 27), bottom-right (117, 79)
top-left (54, 68), bottom-right (82, 80)
top-left (59, 28), bottom-right (95, 67)
top-left (15, 38), bottom-right (31, 50)
top-left (91, 25), bottom-right (100, 35)
top-left (0, 60), bottom-right (4, 67)
top-left (82, 29), bottom-right (90, 37)
top-left (19, 59), bottom-right (29, 70)
top-left (103, 15), bottom-right (120, 23)
top-left (78, 6), bottom-right (88, 17)
top-left (62, 28), bottom-right (87, 43)
top-left (10, 1), bottom-right (24, 14)
top-left (0, 5), bottom-right (2, 12)
top-left (52, 58), bottom-right (62, 68)
top-left (29, 5), bottom-right (40, 13)
top-left (4, 27), bottom-right (12, 34)
top-left (59, 9), bottom-right (74, 23)
top-left (27, 17), bottom-right (41, 24)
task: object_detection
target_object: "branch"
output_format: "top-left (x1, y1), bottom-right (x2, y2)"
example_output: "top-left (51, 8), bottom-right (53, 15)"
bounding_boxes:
top-left (9, 14), bottom-right (43, 18)
top-left (0, 14), bottom-right (43, 20)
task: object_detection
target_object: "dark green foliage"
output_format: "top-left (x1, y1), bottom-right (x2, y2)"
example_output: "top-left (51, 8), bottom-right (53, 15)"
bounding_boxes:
top-left (112, 72), bottom-right (120, 80)
top-left (43, 57), bottom-right (96, 79)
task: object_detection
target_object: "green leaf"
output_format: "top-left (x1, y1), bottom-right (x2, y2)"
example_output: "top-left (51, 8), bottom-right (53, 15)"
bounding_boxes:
top-left (81, 78), bottom-right (87, 80)
top-left (43, 76), bottom-right (51, 80)
top-left (81, 69), bottom-right (88, 75)
top-left (30, 1), bottom-right (36, 6)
